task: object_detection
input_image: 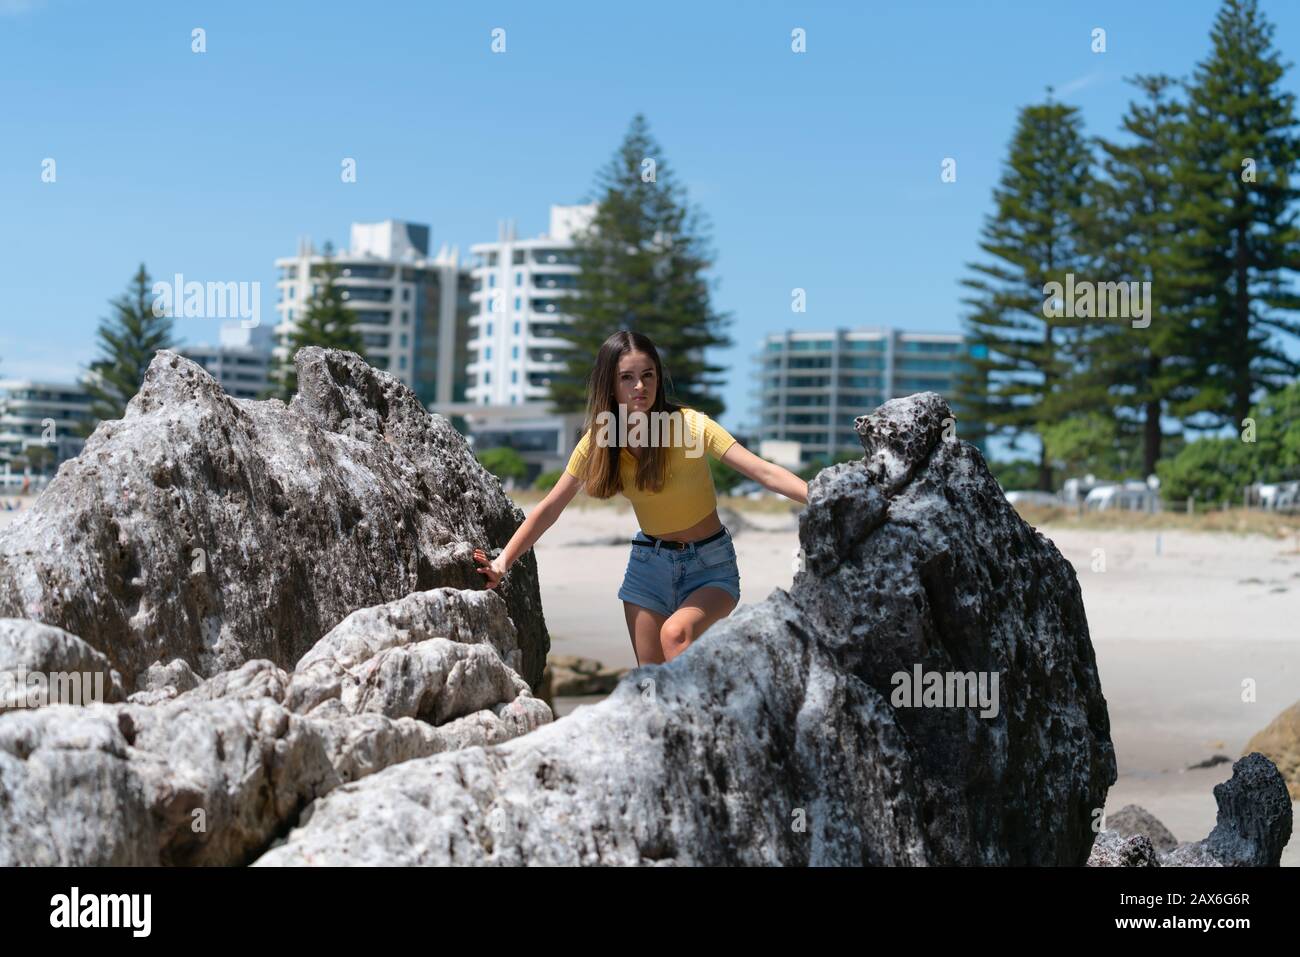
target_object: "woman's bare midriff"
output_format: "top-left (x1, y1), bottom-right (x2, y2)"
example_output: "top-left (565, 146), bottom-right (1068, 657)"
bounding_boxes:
top-left (654, 508), bottom-right (723, 543)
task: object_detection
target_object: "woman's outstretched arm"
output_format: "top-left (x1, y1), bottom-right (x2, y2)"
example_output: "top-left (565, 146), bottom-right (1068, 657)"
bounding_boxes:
top-left (474, 470), bottom-right (584, 589)
top-left (719, 442), bottom-right (809, 505)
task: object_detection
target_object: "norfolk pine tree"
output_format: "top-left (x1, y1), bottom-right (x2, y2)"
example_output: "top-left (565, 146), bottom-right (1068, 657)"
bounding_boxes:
top-left (1174, 0), bottom-right (1300, 432)
top-left (550, 114), bottom-right (732, 417)
top-left (956, 99), bottom-right (1094, 491)
top-left (1078, 74), bottom-right (1197, 477)
top-left (81, 263), bottom-right (174, 433)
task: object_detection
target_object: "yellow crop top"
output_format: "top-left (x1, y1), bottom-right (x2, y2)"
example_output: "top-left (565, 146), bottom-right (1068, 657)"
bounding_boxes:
top-left (563, 407), bottom-right (739, 535)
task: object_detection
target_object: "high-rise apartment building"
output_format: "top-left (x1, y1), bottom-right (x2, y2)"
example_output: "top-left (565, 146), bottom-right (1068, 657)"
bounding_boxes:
top-left (755, 328), bottom-right (980, 465)
top-left (432, 204), bottom-right (598, 481)
top-left (465, 203), bottom-right (595, 407)
top-left (273, 220), bottom-right (474, 407)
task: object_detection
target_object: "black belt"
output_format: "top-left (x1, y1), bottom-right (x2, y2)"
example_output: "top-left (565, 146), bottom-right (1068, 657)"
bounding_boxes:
top-left (631, 527), bottom-right (727, 550)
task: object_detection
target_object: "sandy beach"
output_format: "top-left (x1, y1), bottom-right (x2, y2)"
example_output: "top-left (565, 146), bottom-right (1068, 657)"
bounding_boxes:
top-left (3, 492), bottom-right (1295, 864)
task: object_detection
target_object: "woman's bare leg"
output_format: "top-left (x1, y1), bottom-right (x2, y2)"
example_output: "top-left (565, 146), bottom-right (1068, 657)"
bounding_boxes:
top-left (623, 601), bottom-right (668, 665)
top-left (659, 586), bottom-right (737, 662)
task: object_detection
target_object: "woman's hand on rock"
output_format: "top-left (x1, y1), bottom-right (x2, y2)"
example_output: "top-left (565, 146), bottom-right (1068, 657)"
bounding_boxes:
top-left (473, 547), bottom-right (505, 589)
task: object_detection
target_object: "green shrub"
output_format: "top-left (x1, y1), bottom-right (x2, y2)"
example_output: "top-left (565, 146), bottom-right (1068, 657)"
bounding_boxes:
top-left (533, 468), bottom-right (564, 491)
top-left (989, 458), bottom-right (1042, 491)
top-left (476, 446), bottom-right (527, 483)
top-left (709, 456), bottom-right (744, 495)
top-left (797, 450), bottom-right (860, 481)
top-left (1156, 437), bottom-right (1252, 505)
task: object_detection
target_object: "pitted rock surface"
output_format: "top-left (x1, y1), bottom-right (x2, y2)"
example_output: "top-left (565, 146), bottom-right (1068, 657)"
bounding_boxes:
top-left (0, 588), bottom-right (551, 865)
top-left (255, 393), bottom-right (1119, 866)
top-left (0, 348), bottom-right (548, 690)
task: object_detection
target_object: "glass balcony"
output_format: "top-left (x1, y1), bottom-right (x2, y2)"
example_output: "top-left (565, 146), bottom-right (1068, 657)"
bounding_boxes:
top-left (532, 249), bottom-right (579, 266)
top-left (532, 274), bottom-right (578, 290)
top-left (339, 287), bottom-right (392, 302)
top-left (898, 339), bottom-right (962, 353)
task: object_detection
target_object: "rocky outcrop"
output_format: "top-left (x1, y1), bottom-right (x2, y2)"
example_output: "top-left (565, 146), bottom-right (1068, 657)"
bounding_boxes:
top-left (0, 619), bottom-right (125, 713)
top-left (0, 588), bottom-right (551, 865)
top-left (1167, 753), bottom-right (1292, 866)
top-left (254, 392), bottom-right (1119, 866)
top-left (13, 374), bottom-right (1277, 868)
top-left (0, 348), bottom-right (549, 690)
top-left (1088, 754), bottom-right (1293, 866)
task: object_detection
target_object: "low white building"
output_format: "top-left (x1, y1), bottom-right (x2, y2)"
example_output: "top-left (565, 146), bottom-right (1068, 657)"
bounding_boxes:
top-left (0, 379), bottom-right (94, 470)
top-left (179, 324), bottom-right (274, 400)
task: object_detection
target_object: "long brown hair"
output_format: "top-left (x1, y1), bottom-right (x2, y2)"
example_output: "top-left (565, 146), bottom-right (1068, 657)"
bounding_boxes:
top-left (574, 330), bottom-right (685, 498)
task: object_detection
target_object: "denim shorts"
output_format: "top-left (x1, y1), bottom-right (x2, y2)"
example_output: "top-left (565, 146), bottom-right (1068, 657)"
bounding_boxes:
top-left (617, 527), bottom-right (741, 617)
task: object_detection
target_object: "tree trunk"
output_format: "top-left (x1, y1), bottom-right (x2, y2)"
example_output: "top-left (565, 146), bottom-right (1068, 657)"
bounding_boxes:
top-left (1234, 218), bottom-right (1251, 425)
top-left (1142, 400), bottom-right (1161, 477)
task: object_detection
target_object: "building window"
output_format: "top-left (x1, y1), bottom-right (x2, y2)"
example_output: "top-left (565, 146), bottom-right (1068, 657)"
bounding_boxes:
top-left (486, 322), bottom-right (492, 336)
top-left (399, 356), bottom-right (408, 370)
top-left (515, 272), bottom-right (523, 286)
top-left (514, 296), bottom-right (522, 311)
top-left (512, 345), bottom-right (519, 359)
top-left (486, 346), bottom-right (492, 360)
top-left (511, 370), bottom-right (518, 384)
top-left (513, 320), bottom-right (520, 335)
top-left (484, 371), bottom-right (491, 384)
top-left (400, 334), bottom-right (408, 347)
top-left (288, 287), bottom-right (295, 299)
top-left (488, 274), bottom-right (495, 288)
top-left (402, 288), bottom-right (410, 301)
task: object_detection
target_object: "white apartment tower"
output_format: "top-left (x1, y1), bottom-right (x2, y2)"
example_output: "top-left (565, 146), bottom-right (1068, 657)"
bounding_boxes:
top-left (273, 220), bottom-right (474, 407)
top-left (466, 203), bottom-right (596, 406)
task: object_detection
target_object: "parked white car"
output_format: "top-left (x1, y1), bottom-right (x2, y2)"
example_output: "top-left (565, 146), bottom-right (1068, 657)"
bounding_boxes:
top-left (1084, 481), bottom-right (1161, 512)
top-left (1061, 475), bottom-right (1103, 505)
top-left (1257, 480), bottom-right (1300, 511)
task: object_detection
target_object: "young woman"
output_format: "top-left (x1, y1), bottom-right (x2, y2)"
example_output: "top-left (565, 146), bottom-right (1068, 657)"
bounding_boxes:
top-left (474, 330), bottom-right (809, 666)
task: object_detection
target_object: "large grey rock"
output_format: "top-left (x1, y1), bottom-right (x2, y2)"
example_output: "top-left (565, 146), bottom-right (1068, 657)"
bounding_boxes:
top-left (0, 619), bottom-right (124, 712)
top-left (0, 588), bottom-right (552, 865)
top-left (255, 392), bottom-right (1118, 866)
top-left (0, 348), bottom-right (549, 690)
top-left (285, 588), bottom-right (533, 719)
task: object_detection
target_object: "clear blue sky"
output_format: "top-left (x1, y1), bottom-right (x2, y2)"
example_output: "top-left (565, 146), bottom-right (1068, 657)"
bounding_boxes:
top-left (3, 0), bottom-right (1298, 437)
